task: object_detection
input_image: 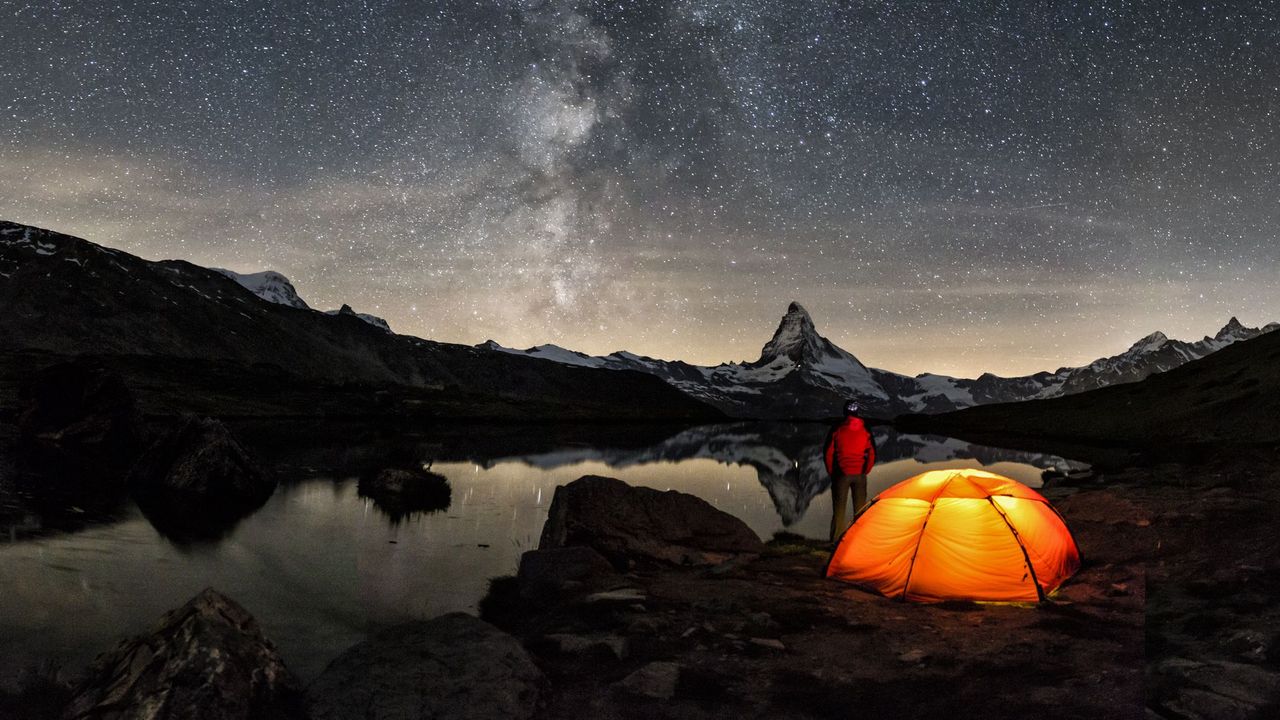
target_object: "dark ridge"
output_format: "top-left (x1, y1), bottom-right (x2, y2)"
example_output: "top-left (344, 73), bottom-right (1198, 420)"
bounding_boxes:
top-left (896, 325), bottom-right (1280, 449)
top-left (0, 221), bottom-right (722, 423)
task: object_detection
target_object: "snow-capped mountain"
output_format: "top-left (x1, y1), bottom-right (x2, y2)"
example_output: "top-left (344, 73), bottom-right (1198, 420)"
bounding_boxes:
top-left (745, 302), bottom-right (888, 400)
top-left (482, 303), bottom-right (887, 417)
top-left (214, 267), bottom-right (392, 333)
top-left (483, 302), bottom-right (1278, 418)
top-left (877, 315), bottom-right (1280, 408)
top-left (213, 269), bottom-right (310, 309)
top-left (325, 304), bottom-right (392, 333)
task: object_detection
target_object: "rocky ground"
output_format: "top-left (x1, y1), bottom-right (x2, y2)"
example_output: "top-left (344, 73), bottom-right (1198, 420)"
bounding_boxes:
top-left (480, 478), bottom-right (1150, 720)
top-left (1135, 450), bottom-right (1280, 719)
top-left (474, 453), bottom-right (1280, 720)
top-left (4, 451), bottom-right (1279, 719)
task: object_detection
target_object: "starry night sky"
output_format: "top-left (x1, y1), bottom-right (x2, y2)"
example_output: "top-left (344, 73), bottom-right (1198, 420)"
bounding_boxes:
top-left (3, 1), bottom-right (1278, 376)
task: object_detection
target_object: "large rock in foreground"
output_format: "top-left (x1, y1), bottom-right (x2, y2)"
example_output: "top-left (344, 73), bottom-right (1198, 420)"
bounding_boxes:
top-left (307, 613), bottom-right (545, 720)
top-left (539, 475), bottom-right (764, 567)
top-left (517, 545), bottom-right (628, 605)
top-left (63, 588), bottom-right (301, 720)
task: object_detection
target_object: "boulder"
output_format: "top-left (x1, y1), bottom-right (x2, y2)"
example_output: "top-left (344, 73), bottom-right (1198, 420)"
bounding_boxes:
top-left (585, 588), bottom-right (648, 604)
top-left (1224, 630), bottom-right (1269, 664)
top-left (543, 633), bottom-right (628, 660)
top-left (1153, 657), bottom-right (1280, 720)
top-left (614, 661), bottom-right (681, 700)
top-left (17, 360), bottom-right (145, 479)
top-left (517, 546), bottom-right (626, 604)
top-left (63, 588), bottom-right (301, 720)
top-left (357, 467), bottom-right (451, 521)
top-left (307, 613), bottom-right (545, 720)
top-left (539, 475), bottom-right (764, 567)
top-left (897, 649), bottom-right (929, 663)
top-left (127, 415), bottom-right (275, 541)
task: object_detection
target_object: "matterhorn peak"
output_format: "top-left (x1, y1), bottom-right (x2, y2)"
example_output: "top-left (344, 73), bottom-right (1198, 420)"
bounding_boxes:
top-left (759, 301), bottom-right (822, 363)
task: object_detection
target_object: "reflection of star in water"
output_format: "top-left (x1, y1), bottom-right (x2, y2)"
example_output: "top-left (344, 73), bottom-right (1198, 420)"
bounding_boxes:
top-left (466, 423), bottom-right (1084, 528)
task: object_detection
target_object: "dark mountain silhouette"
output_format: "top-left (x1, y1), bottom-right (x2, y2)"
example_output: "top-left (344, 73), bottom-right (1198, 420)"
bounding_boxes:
top-left (897, 325), bottom-right (1280, 447)
top-left (0, 221), bottom-right (719, 421)
top-left (4, 218), bottom-right (1269, 424)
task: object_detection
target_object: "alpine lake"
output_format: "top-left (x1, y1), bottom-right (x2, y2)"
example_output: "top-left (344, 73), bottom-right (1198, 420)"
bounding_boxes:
top-left (0, 422), bottom-right (1089, 683)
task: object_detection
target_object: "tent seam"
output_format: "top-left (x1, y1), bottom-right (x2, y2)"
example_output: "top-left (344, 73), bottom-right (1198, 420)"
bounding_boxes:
top-left (1043, 502), bottom-right (1086, 566)
top-left (985, 495), bottom-right (1048, 602)
top-left (900, 472), bottom-right (961, 600)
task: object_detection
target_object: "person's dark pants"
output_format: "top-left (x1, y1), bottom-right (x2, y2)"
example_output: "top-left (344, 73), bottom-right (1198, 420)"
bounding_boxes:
top-left (830, 472), bottom-right (868, 542)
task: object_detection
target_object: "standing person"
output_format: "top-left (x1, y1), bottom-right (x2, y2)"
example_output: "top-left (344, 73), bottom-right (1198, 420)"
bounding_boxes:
top-left (824, 400), bottom-right (876, 542)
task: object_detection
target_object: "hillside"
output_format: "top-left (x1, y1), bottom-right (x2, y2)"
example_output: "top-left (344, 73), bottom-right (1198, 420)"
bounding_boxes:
top-left (0, 221), bottom-right (720, 422)
top-left (896, 325), bottom-right (1280, 447)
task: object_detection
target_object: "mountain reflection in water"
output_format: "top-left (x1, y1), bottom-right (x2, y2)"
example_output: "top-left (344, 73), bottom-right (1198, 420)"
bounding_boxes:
top-left (0, 422), bottom-right (1087, 683)
top-left (466, 424), bottom-right (1088, 526)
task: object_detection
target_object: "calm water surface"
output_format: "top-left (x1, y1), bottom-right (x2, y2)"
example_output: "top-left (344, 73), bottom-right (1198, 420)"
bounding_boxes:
top-left (0, 423), bottom-right (1087, 681)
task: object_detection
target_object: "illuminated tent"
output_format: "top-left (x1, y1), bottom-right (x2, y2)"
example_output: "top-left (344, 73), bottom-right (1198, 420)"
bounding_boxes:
top-left (825, 469), bottom-right (1081, 602)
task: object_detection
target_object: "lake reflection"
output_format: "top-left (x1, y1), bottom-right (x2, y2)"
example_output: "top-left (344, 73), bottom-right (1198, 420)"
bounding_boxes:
top-left (0, 423), bottom-right (1086, 683)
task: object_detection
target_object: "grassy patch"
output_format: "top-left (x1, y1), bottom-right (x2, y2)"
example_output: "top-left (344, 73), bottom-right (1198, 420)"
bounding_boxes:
top-left (766, 531), bottom-right (831, 558)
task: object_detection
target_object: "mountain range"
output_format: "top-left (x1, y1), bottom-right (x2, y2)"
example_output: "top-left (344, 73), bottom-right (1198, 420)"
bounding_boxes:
top-left (483, 302), bottom-right (1277, 418)
top-left (212, 268), bottom-right (393, 332)
top-left (899, 313), bottom-right (1280, 448)
top-left (0, 220), bottom-right (716, 421)
top-left (210, 271), bottom-right (1268, 419)
top-left (2, 218), bottom-right (1272, 421)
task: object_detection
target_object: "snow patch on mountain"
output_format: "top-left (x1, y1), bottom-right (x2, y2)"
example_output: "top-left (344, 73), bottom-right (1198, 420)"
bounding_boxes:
top-left (1127, 331), bottom-right (1169, 355)
top-left (325, 304), bottom-right (393, 333)
top-left (899, 372), bottom-right (978, 409)
top-left (211, 267), bottom-right (393, 333)
top-left (213, 269), bottom-right (310, 310)
top-left (0, 224), bottom-right (59, 256)
top-left (479, 341), bottom-right (608, 369)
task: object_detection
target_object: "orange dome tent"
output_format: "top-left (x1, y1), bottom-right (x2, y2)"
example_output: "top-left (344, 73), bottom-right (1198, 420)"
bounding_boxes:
top-left (825, 469), bottom-right (1081, 602)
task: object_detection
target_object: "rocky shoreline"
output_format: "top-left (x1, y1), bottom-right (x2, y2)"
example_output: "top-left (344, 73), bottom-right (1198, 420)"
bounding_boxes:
top-left (481, 474), bottom-right (1147, 720)
top-left (7, 450), bottom-right (1278, 720)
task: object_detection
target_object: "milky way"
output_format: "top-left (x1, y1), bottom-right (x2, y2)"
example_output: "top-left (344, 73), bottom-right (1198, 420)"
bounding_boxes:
top-left (2, 1), bottom-right (1278, 376)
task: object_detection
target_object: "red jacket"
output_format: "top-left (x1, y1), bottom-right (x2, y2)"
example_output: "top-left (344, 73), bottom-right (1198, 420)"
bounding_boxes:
top-left (824, 417), bottom-right (876, 476)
